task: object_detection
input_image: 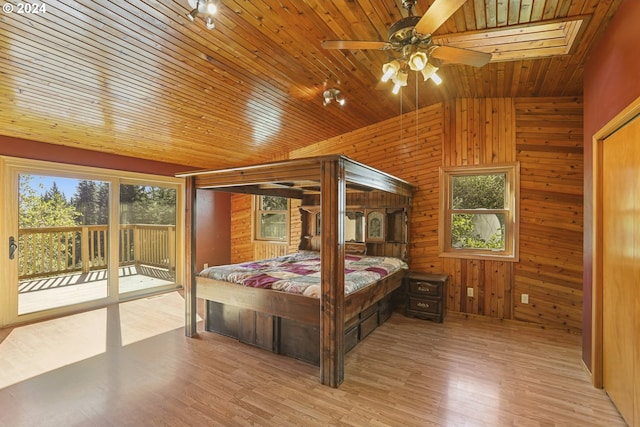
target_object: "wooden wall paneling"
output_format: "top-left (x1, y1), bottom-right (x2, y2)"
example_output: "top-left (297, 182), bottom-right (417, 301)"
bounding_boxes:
top-left (290, 104), bottom-right (445, 275)
top-left (514, 97), bottom-right (584, 332)
top-left (285, 96), bottom-right (582, 331)
top-left (440, 98), bottom-right (517, 321)
top-left (231, 194), bottom-right (253, 263)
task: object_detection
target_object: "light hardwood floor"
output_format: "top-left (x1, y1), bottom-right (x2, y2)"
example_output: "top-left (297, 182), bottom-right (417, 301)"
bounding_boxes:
top-left (0, 292), bottom-right (625, 427)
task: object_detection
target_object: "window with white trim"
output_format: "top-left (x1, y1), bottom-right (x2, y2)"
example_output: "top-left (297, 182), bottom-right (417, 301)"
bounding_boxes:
top-left (440, 163), bottom-right (519, 261)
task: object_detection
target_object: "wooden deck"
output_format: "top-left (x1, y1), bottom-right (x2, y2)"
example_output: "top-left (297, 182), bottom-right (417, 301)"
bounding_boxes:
top-left (18, 265), bottom-right (176, 315)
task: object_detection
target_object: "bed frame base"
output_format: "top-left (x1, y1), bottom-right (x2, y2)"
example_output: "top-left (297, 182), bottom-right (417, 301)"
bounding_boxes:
top-left (205, 294), bottom-right (394, 366)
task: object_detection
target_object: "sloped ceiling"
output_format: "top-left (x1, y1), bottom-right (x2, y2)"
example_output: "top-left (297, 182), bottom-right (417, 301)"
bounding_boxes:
top-left (0, 0), bottom-right (622, 168)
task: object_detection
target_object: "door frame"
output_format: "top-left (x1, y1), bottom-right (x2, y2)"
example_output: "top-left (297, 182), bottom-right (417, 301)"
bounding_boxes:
top-left (0, 155), bottom-right (185, 327)
top-left (591, 95), bottom-right (640, 388)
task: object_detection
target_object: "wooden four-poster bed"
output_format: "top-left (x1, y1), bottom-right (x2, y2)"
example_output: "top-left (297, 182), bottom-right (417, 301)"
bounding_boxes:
top-left (177, 155), bottom-right (414, 387)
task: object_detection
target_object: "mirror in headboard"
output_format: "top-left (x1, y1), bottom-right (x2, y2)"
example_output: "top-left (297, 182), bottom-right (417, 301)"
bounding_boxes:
top-left (345, 211), bottom-right (365, 242)
top-left (313, 210), bottom-right (365, 242)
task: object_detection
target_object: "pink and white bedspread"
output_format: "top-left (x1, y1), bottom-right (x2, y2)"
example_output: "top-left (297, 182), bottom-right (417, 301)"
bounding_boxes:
top-left (198, 251), bottom-right (407, 298)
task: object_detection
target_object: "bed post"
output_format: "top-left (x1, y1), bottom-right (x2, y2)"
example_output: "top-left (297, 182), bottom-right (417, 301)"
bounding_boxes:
top-left (185, 176), bottom-right (198, 337)
top-left (320, 158), bottom-right (346, 387)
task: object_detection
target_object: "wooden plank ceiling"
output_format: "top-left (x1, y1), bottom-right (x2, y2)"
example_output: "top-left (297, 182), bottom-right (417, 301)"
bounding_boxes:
top-left (0, 0), bottom-right (622, 169)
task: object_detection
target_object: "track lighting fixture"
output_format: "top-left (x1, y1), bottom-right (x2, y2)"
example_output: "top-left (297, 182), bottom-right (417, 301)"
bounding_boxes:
top-left (323, 88), bottom-right (345, 106)
top-left (186, 0), bottom-right (220, 30)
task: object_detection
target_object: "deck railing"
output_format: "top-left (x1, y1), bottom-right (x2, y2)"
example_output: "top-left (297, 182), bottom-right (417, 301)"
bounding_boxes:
top-left (18, 224), bottom-right (176, 280)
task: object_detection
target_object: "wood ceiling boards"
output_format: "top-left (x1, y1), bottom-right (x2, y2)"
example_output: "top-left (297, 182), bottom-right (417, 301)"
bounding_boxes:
top-left (0, 0), bottom-right (622, 169)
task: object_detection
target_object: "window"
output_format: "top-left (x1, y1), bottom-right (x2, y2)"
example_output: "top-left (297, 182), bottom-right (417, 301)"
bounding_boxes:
top-left (254, 195), bottom-right (289, 242)
top-left (440, 163), bottom-right (519, 261)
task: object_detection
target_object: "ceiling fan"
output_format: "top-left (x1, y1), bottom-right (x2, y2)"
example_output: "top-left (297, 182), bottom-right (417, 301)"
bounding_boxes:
top-left (322, 0), bottom-right (492, 93)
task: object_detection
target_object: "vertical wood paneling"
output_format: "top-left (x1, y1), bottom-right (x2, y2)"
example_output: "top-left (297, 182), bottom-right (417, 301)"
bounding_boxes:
top-left (263, 96), bottom-right (583, 332)
top-left (441, 98), bottom-right (518, 320)
top-left (291, 103), bottom-right (445, 274)
top-left (231, 194), bottom-right (253, 263)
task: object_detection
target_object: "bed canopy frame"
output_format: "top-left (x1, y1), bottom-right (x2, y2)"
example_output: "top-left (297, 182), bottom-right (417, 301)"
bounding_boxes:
top-left (177, 155), bottom-right (415, 387)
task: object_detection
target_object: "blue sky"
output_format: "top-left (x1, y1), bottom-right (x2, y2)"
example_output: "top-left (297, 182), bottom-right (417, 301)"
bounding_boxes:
top-left (26, 175), bottom-right (82, 201)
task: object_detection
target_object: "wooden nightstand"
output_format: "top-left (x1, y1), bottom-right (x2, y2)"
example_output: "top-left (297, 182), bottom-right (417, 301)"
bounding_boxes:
top-left (405, 272), bottom-right (448, 323)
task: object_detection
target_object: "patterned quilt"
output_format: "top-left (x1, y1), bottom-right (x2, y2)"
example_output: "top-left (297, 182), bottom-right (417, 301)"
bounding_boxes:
top-left (198, 251), bottom-right (407, 298)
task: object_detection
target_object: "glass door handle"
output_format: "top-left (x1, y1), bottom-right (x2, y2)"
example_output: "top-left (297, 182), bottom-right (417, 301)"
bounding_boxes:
top-left (9, 236), bottom-right (17, 260)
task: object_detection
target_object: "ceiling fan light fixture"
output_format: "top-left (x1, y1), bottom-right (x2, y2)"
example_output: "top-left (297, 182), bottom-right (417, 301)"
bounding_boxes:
top-left (430, 71), bottom-right (442, 85)
top-left (391, 70), bottom-right (408, 94)
top-left (408, 51), bottom-right (427, 71)
top-left (420, 63), bottom-right (442, 85)
top-left (381, 60), bottom-right (401, 82)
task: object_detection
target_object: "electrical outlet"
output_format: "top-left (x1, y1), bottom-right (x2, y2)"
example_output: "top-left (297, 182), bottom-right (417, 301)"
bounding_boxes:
top-left (204, 263), bottom-right (209, 269)
top-left (467, 287), bottom-right (474, 297)
top-left (521, 293), bottom-right (529, 304)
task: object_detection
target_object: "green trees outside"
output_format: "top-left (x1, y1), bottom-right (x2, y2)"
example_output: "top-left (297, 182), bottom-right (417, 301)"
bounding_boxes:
top-left (19, 177), bottom-right (78, 228)
top-left (257, 195), bottom-right (288, 240)
top-left (451, 174), bottom-right (506, 250)
top-left (120, 184), bottom-right (176, 225)
top-left (18, 176), bottom-right (177, 278)
top-left (19, 179), bottom-right (178, 228)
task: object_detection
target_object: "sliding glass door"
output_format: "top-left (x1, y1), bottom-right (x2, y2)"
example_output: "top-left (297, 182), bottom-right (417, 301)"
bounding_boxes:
top-left (118, 183), bottom-right (177, 296)
top-left (0, 157), bottom-right (184, 327)
top-left (17, 174), bottom-right (111, 315)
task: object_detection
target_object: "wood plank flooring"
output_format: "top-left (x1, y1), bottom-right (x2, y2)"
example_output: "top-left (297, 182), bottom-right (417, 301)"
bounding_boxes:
top-left (0, 292), bottom-right (625, 427)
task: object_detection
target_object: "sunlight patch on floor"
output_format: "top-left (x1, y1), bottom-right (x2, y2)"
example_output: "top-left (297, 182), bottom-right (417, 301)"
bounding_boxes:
top-left (0, 309), bottom-right (108, 389)
top-left (0, 292), bottom-right (196, 389)
top-left (119, 292), bottom-right (187, 346)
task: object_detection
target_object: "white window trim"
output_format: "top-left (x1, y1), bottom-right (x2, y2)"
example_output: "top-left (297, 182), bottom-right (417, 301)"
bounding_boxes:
top-left (439, 163), bottom-right (520, 262)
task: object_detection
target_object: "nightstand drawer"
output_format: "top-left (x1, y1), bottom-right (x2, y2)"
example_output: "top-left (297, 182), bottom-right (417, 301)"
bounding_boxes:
top-left (408, 280), bottom-right (441, 297)
top-left (404, 272), bottom-right (448, 323)
top-left (408, 296), bottom-right (441, 315)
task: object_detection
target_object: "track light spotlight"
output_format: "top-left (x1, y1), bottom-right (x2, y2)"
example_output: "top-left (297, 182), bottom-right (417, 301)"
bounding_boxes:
top-left (187, 7), bottom-right (199, 22)
top-left (323, 88), bottom-right (345, 106)
top-left (205, 0), bottom-right (218, 14)
top-left (186, 0), bottom-right (220, 30)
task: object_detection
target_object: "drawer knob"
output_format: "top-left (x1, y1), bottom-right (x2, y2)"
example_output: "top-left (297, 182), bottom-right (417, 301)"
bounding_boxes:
top-left (417, 302), bottom-right (430, 308)
top-left (417, 285), bottom-right (432, 293)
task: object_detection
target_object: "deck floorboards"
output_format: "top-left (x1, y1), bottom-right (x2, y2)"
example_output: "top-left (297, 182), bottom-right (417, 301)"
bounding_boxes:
top-left (18, 265), bottom-right (175, 314)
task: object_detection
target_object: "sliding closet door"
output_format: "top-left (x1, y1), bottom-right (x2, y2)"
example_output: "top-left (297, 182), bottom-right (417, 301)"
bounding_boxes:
top-left (602, 113), bottom-right (640, 426)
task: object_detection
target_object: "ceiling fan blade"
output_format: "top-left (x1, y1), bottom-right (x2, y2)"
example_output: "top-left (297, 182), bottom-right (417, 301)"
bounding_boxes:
top-left (430, 45), bottom-right (492, 67)
top-left (414, 0), bottom-right (467, 36)
top-left (322, 40), bottom-right (391, 50)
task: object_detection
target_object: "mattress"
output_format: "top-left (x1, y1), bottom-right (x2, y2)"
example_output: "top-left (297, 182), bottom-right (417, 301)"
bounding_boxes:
top-left (198, 251), bottom-right (407, 298)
